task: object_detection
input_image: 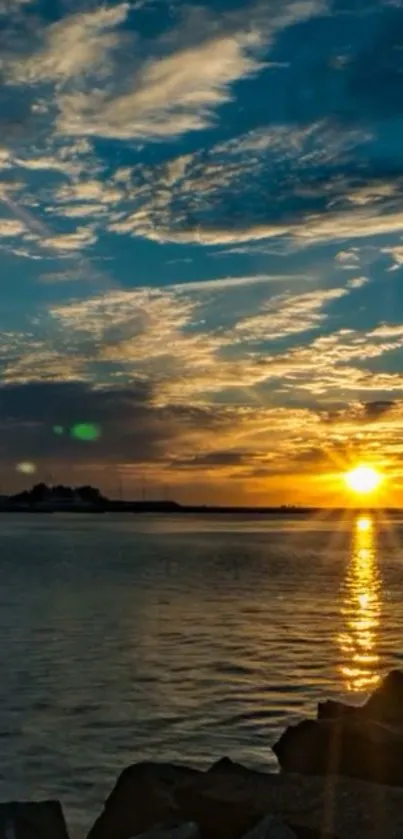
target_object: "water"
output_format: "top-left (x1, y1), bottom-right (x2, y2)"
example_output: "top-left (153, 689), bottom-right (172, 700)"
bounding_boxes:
top-left (1, 512), bottom-right (403, 836)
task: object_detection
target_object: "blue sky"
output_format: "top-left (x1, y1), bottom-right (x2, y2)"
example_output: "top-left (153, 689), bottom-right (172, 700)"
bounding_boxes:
top-left (1, 0), bottom-right (403, 503)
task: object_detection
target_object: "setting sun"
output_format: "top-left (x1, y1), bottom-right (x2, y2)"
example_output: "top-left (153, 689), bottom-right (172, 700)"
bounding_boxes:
top-left (344, 466), bottom-right (383, 495)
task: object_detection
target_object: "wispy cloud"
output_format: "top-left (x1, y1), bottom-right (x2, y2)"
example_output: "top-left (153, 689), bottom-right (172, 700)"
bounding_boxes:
top-left (38, 227), bottom-right (98, 252)
top-left (0, 219), bottom-right (26, 237)
top-left (8, 3), bottom-right (130, 85)
top-left (2, 0), bottom-right (403, 500)
top-left (4, 0), bottom-right (326, 143)
top-left (57, 31), bottom-right (264, 140)
top-left (233, 288), bottom-right (347, 343)
top-left (26, 278), bottom-right (394, 411)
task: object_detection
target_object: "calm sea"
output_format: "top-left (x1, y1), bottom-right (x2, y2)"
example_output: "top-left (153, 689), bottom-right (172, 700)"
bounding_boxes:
top-left (1, 512), bottom-right (403, 836)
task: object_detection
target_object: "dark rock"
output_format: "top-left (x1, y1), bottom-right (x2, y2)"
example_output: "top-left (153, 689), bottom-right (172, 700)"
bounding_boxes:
top-left (242, 815), bottom-right (297, 838)
top-left (175, 783), bottom-right (262, 839)
top-left (87, 763), bottom-right (199, 839)
top-left (364, 670), bottom-right (403, 724)
top-left (273, 717), bottom-right (403, 786)
top-left (317, 701), bottom-right (360, 722)
top-left (207, 759), bottom-right (263, 779)
top-left (176, 770), bottom-right (340, 839)
top-left (317, 670), bottom-right (403, 726)
top-left (208, 758), bottom-right (242, 774)
top-left (285, 827), bottom-right (338, 839)
top-left (274, 721), bottom-right (324, 775)
top-left (0, 802), bottom-right (69, 839)
top-left (243, 819), bottom-right (339, 839)
top-left (135, 824), bottom-right (199, 839)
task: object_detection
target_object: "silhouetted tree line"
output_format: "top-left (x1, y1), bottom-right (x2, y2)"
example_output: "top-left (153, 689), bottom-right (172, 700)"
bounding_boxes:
top-left (10, 483), bottom-right (106, 507)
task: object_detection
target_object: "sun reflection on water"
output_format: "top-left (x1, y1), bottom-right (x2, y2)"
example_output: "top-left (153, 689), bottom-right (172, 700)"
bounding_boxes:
top-left (338, 515), bottom-right (381, 692)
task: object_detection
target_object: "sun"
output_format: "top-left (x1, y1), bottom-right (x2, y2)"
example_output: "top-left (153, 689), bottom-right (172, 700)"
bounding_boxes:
top-left (344, 465), bottom-right (383, 495)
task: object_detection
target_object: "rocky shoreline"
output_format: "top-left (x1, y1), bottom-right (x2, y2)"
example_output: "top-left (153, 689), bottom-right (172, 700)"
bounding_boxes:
top-left (6, 671), bottom-right (403, 839)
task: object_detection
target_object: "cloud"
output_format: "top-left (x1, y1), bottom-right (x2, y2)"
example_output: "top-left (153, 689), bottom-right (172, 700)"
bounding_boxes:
top-left (40, 227), bottom-right (97, 252)
top-left (363, 400), bottom-right (395, 420)
top-left (0, 219), bottom-right (26, 237)
top-left (336, 249), bottom-right (360, 267)
top-left (48, 284), bottom-right (345, 370)
top-left (0, 379), bottom-right (237, 474)
top-left (4, 2), bottom-right (401, 265)
top-left (0, 0), bottom-right (32, 13)
top-left (57, 31), bottom-right (264, 140)
top-left (8, 4), bottom-right (130, 85)
top-left (42, 279), bottom-right (403, 410)
top-left (114, 205), bottom-right (403, 248)
top-left (171, 273), bottom-right (309, 293)
top-left (347, 276), bottom-right (368, 289)
top-left (382, 245), bottom-right (403, 271)
top-left (4, 0), bottom-right (326, 144)
top-left (55, 180), bottom-right (123, 204)
top-left (0, 378), bottom-right (354, 485)
top-left (233, 288), bottom-right (347, 343)
top-left (3, 349), bottom-right (87, 384)
top-left (53, 204), bottom-right (108, 220)
top-left (2, 363), bottom-right (403, 501)
top-left (105, 119), bottom-right (403, 252)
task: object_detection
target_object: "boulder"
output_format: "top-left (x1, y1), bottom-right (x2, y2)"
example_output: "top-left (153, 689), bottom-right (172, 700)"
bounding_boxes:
top-left (0, 802), bottom-right (69, 839)
top-left (242, 817), bottom-right (338, 839)
top-left (317, 701), bottom-right (360, 722)
top-left (175, 780), bottom-right (262, 839)
top-left (364, 670), bottom-right (403, 724)
top-left (273, 717), bottom-right (403, 786)
top-left (317, 670), bottom-right (403, 726)
top-left (87, 763), bottom-right (199, 839)
top-left (241, 815), bottom-right (297, 839)
top-left (285, 829), bottom-right (337, 839)
top-left (135, 824), bottom-right (199, 839)
top-left (89, 760), bottom-right (403, 839)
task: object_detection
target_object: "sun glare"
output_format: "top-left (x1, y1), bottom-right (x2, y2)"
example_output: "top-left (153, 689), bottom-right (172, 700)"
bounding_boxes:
top-left (357, 516), bottom-right (372, 532)
top-left (344, 466), bottom-right (383, 496)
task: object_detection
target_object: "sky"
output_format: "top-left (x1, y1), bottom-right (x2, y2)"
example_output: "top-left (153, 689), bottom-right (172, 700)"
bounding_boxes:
top-left (1, 0), bottom-right (403, 505)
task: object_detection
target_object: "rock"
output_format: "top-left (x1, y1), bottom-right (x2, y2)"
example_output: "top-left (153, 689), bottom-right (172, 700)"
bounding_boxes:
top-left (176, 763), bottom-right (339, 839)
top-left (273, 717), bottom-right (403, 786)
top-left (87, 763), bottom-right (199, 839)
top-left (285, 829), bottom-right (337, 839)
top-left (317, 701), bottom-right (360, 722)
top-left (175, 781), bottom-right (262, 839)
top-left (0, 802), bottom-right (69, 839)
top-left (134, 823), bottom-right (199, 839)
top-left (365, 670), bottom-right (403, 724)
top-left (208, 758), bottom-right (243, 775)
top-left (273, 721), bottom-right (324, 776)
top-left (317, 670), bottom-right (403, 726)
top-left (90, 761), bottom-right (403, 839)
top-left (207, 759), bottom-right (265, 780)
top-left (242, 818), bottom-right (338, 839)
top-left (242, 815), bottom-right (297, 839)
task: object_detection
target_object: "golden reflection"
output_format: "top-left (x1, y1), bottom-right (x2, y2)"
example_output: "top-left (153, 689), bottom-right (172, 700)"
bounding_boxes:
top-left (338, 515), bottom-right (381, 692)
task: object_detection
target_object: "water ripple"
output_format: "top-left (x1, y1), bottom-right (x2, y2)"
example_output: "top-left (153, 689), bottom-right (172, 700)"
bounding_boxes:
top-left (1, 513), bottom-right (403, 836)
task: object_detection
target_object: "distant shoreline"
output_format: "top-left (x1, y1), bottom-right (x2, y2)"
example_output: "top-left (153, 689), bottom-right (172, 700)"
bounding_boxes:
top-left (0, 503), bottom-right (397, 514)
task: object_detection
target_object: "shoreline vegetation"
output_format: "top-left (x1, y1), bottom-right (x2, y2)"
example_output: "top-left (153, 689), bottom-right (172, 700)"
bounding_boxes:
top-left (0, 482), bottom-right (396, 514)
top-left (9, 670), bottom-right (403, 839)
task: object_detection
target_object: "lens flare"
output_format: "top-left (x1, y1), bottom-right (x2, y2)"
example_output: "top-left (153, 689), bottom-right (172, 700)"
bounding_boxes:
top-left (71, 423), bottom-right (101, 442)
top-left (17, 462), bottom-right (37, 475)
